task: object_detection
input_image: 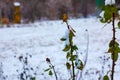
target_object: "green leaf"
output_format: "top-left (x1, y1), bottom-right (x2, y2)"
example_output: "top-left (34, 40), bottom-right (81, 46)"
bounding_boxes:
top-left (100, 18), bottom-right (107, 23)
top-left (69, 30), bottom-right (75, 43)
top-left (44, 68), bottom-right (50, 72)
top-left (104, 11), bottom-right (112, 22)
top-left (63, 45), bottom-right (70, 52)
top-left (114, 45), bottom-right (120, 54)
top-left (108, 40), bottom-right (120, 54)
top-left (60, 38), bottom-right (66, 41)
top-left (70, 30), bottom-right (75, 37)
top-left (66, 62), bottom-right (71, 69)
top-left (103, 75), bottom-right (109, 80)
top-left (70, 55), bottom-right (77, 61)
top-left (111, 53), bottom-right (118, 61)
top-left (72, 45), bottom-right (78, 51)
top-left (49, 70), bottom-right (53, 76)
top-left (108, 47), bottom-right (113, 53)
top-left (109, 40), bottom-right (119, 47)
top-left (103, 5), bottom-right (118, 22)
top-left (118, 21), bottom-right (120, 29)
top-left (30, 77), bottom-right (36, 80)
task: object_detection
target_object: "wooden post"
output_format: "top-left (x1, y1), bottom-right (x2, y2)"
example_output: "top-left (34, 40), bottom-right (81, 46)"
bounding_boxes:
top-left (14, 2), bottom-right (21, 24)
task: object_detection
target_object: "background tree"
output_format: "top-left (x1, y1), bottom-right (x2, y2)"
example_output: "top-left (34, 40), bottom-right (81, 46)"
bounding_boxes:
top-left (0, 0), bottom-right (97, 22)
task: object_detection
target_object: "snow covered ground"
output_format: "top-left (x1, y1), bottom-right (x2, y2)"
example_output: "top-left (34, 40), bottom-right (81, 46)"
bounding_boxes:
top-left (0, 18), bottom-right (120, 80)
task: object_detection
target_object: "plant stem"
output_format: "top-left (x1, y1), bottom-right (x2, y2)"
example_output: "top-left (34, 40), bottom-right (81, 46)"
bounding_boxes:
top-left (111, 13), bottom-right (116, 80)
top-left (66, 21), bottom-right (75, 80)
top-left (70, 40), bottom-right (75, 80)
top-left (78, 30), bottom-right (89, 80)
top-left (50, 63), bottom-right (58, 80)
top-left (52, 65), bottom-right (58, 80)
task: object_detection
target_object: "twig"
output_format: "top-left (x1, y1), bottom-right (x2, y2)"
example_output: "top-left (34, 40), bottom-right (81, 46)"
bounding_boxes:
top-left (77, 29), bottom-right (89, 80)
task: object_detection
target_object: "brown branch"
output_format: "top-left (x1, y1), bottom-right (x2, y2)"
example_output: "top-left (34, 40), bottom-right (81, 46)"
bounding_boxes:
top-left (111, 13), bottom-right (116, 80)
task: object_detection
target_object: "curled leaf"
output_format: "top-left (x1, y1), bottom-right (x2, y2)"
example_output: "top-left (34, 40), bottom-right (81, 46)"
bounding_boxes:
top-left (66, 62), bottom-right (71, 69)
top-left (63, 45), bottom-right (70, 52)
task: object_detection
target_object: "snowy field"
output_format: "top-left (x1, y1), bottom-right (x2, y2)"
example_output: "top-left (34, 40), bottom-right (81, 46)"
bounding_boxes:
top-left (0, 18), bottom-right (120, 80)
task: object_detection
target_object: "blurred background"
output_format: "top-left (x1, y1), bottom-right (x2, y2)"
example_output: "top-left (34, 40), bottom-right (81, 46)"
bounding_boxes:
top-left (0, 0), bottom-right (120, 23)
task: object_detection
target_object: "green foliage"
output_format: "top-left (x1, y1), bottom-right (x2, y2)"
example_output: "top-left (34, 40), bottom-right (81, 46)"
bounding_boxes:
top-left (103, 75), bottom-right (109, 80)
top-left (45, 58), bottom-right (54, 76)
top-left (108, 40), bottom-right (120, 61)
top-left (99, 1), bottom-right (120, 80)
top-left (72, 45), bottom-right (78, 51)
top-left (60, 38), bottom-right (66, 41)
top-left (100, 5), bottom-right (118, 23)
top-left (63, 45), bottom-right (70, 52)
top-left (49, 70), bottom-right (53, 76)
top-left (61, 28), bottom-right (83, 71)
top-left (70, 55), bottom-right (77, 61)
top-left (45, 67), bottom-right (53, 76)
top-left (45, 57), bottom-right (58, 80)
top-left (111, 53), bottom-right (118, 61)
top-left (45, 14), bottom-right (84, 80)
top-left (118, 21), bottom-right (120, 29)
top-left (61, 17), bottom-right (84, 80)
top-left (44, 68), bottom-right (51, 72)
top-left (31, 77), bottom-right (36, 80)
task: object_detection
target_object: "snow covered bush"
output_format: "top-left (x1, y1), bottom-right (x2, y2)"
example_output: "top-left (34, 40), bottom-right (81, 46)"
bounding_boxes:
top-left (99, 0), bottom-right (120, 80)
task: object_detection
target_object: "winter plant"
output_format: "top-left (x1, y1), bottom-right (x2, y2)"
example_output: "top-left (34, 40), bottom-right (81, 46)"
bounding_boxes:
top-left (45, 14), bottom-right (84, 80)
top-left (15, 53), bottom-right (36, 80)
top-left (99, 0), bottom-right (120, 80)
top-left (60, 14), bottom-right (83, 80)
top-left (45, 58), bottom-right (58, 80)
top-left (0, 63), bottom-right (5, 80)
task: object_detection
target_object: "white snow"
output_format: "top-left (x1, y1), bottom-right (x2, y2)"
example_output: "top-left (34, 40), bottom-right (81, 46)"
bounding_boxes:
top-left (118, 11), bottom-right (120, 15)
top-left (105, 0), bottom-right (115, 5)
top-left (99, 11), bottom-right (104, 18)
top-left (62, 29), bottom-right (70, 45)
top-left (14, 2), bottom-right (20, 6)
top-left (0, 18), bottom-right (120, 80)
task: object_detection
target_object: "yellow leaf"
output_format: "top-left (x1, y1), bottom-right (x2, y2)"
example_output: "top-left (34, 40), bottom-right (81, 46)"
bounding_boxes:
top-left (62, 13), bottom-right (68, 22)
